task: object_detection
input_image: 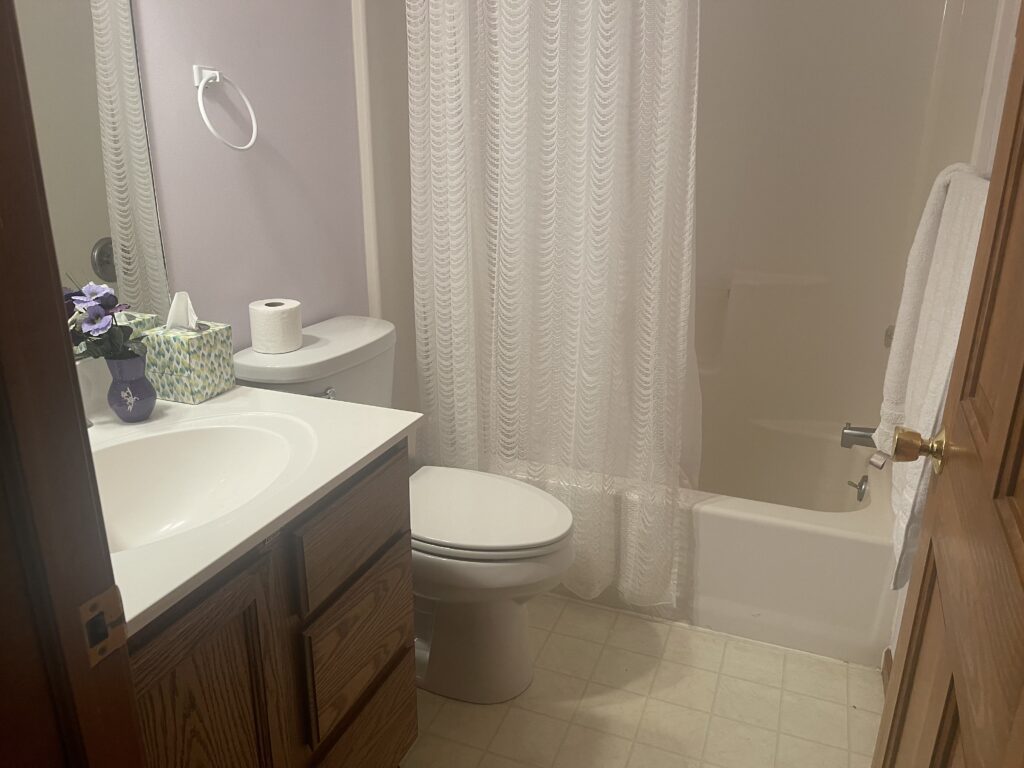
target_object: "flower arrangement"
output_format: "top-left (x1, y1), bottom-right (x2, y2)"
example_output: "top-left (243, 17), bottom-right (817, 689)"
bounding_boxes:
top-left (65, 282), bottom-right (158, 422)
top-left (65, 282), bottom-right (141, 360)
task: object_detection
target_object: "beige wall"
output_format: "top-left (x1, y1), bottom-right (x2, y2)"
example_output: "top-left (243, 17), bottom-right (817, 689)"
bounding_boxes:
top-left (361, 0), bottom-right (419, 412)
top-left (15, 0), bottom-right (110, 288)
top-left (972, 0), bottom-right (1021, 173)
top-left (697, 0), bottom-right (1004, 501)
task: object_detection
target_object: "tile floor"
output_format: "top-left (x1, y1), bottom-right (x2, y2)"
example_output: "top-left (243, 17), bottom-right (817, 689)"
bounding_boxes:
top-left (402, 593), bottom-right (884, 768)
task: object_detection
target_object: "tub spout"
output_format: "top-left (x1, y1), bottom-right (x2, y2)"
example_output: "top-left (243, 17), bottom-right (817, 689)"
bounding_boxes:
top-left (841, 423), bottom-right (876, 449)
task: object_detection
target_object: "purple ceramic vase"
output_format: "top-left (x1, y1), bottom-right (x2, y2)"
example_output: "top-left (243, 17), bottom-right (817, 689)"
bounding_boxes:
top-left (106, 354), bottom-right (156, 423)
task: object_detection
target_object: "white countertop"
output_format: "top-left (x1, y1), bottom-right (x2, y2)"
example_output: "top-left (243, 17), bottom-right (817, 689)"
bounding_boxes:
top-left (86, 385), bottom-right (421, 636)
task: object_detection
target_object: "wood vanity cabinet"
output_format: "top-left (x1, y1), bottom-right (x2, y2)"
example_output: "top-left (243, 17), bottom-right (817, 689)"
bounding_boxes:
top-left (126, 442), bottom-right (418, 767)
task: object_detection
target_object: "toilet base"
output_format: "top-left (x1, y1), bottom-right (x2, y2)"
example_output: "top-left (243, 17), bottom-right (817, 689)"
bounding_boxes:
top-left (417, 597), bottom-right (534, 704)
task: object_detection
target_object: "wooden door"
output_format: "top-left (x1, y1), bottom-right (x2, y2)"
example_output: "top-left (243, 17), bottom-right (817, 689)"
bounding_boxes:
top-left (0, 0), bottom-right (145, 762)
top-left (874, 11), bottom-right (1024, 767)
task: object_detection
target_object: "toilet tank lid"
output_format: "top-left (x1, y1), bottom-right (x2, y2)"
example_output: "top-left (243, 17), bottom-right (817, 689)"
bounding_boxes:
top-left (234, 315), bottom-right (396, 384)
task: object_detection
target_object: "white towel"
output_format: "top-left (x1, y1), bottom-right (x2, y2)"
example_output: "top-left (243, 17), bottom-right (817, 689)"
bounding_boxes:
top-left (878, 164), bottom-right (988, 588)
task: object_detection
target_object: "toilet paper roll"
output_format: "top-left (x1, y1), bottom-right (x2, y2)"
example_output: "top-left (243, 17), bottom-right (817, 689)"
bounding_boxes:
top-left (249, 298), bottom-right (303, 354)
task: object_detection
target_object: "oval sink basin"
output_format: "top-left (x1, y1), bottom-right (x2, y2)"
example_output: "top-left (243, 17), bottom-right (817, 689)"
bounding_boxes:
top-left (95, 422), bottom-right (296, 552)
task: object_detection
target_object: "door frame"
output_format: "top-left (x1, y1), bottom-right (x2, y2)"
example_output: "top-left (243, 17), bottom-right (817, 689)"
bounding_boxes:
top-left (0, 0), bottom-right (144, 762)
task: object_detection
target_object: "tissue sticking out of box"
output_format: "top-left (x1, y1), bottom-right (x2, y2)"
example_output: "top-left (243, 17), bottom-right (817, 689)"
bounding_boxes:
top-left (167, 291), bottom-right (199, 330)
top-left (249, 298), bottom-right (302, 354)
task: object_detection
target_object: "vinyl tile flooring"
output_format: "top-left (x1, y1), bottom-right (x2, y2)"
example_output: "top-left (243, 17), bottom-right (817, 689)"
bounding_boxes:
top-left (401, 593), bottom-right (884, 768)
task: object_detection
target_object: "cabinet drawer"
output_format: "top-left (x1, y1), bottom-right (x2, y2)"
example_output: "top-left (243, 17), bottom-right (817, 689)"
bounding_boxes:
top-left (316, 649), bottom-right (417, 768)
top-left (304, 536), bottom-right (414, 744)
top-left (294, 445), bottom-right (409, 615)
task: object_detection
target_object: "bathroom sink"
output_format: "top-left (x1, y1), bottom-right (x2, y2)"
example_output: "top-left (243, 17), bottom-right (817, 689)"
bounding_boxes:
top-left (94, 414), bottom-right (314, 553)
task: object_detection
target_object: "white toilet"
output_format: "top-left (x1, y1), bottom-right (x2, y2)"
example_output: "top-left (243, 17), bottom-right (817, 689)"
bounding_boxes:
top-left (235, 315), bottom-right (574, 703)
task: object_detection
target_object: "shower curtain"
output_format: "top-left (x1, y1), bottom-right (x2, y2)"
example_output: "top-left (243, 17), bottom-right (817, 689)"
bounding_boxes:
top-left (407, 0), bottom-right (701, 607)
top-left (91, 0), bottom-right (170, 317)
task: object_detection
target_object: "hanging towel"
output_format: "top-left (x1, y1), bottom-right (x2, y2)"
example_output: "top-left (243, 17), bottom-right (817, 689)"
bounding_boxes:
top-left (877, 164), bottom-right (988, 588)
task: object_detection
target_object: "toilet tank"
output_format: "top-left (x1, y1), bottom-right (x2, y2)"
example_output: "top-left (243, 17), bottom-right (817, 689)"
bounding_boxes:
top-left (234, 316), bottom-right (396, 407)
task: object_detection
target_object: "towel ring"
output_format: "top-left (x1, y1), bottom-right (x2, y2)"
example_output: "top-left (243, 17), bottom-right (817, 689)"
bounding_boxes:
top-left (193, 65), bottom-right (257, 151)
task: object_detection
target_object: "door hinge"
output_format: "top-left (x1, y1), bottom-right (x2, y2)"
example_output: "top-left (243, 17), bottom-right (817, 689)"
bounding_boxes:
top-left (79, 584), bottom-right (127, 667)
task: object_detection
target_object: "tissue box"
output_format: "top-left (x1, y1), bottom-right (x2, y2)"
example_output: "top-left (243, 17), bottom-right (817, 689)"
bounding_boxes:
top-left (140, 322), bottom-right (234, 404)
top-left (114, 311), bottom-right (160, 339)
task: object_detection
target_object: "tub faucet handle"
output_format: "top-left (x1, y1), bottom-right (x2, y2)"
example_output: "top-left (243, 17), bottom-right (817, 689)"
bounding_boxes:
top-left (847, 474), bottom-right (869, 502)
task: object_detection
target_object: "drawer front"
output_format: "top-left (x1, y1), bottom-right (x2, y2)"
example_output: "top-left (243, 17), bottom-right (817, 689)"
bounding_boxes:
top-left (304, 536), bottom-right (414, 744)
top-left (294, 444), bottom-right (409, 615)
top-left (316, 649), bottom-right (417, 768)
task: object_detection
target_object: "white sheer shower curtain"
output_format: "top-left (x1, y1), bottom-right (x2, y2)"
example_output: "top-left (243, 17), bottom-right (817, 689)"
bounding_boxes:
top-left (91, 0), bottom-right (170, 316)
top-left (407, 0), bottom-right (701, 608)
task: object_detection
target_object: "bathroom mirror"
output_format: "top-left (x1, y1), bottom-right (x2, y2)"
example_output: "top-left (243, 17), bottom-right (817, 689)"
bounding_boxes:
top-left (14, 0), bottom-right (170, 317)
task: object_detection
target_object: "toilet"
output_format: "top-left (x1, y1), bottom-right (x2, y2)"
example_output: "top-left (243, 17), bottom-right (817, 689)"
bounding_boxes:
top-left (235, 315), bottom-right (574, 703)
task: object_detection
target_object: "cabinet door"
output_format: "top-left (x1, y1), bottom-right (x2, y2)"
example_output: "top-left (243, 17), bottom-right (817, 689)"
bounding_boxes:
top-left (129, 554), bottom-right (288, 767)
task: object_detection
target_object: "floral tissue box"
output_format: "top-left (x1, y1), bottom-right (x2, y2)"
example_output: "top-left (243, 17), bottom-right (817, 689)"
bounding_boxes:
top-left (114, 311), bottom-right (160, 339)
top-left (140, 322), bottom-right (234, 404)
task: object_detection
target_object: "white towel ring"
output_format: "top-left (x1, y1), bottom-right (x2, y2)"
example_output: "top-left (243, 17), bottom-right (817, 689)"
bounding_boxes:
top-left (193, 65), bottom-right (257, 151)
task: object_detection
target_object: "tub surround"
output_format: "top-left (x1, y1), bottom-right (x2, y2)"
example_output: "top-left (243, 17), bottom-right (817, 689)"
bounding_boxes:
top-left (86, 385), bottom-right (420, 634)
top-left (696, 0), bottom-right (1001, 502)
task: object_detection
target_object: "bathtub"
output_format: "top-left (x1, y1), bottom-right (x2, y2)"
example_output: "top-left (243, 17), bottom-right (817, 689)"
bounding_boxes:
top-left (691, 426), bottom-right (896, 667)
top-left (525, 421), bottom-right (898, 667)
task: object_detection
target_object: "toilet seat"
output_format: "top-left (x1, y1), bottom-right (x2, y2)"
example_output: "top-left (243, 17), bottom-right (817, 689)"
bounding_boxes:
top-left (411, 532), bottom-right (573, 561)
top-left (410, 466), bottom-right (573, 560)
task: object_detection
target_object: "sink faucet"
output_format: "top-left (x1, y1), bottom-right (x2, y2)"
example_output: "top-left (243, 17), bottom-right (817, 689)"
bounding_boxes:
top-left (840, 423), bottom-right (876, 449)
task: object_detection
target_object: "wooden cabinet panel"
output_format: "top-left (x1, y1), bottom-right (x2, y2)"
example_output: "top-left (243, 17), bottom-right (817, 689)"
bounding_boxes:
top-left (130, 555), bottom-right (286, 768)
top-left (316, 649), bottom-right (418, 768)
top-left (304, 535), bottom-right (414, 744)
top-left (294, 445), bottom-right (410, 615)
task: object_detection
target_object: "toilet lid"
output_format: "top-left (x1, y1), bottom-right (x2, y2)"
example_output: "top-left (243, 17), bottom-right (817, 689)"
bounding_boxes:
top-left (410, 466), bottom-right (573, 552)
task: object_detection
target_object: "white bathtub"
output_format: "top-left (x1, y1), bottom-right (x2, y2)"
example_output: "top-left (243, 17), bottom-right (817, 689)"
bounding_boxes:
top-left (522, 423), bottom-right (898, 667)
top-left (691, 464), bottom-right (896, 666)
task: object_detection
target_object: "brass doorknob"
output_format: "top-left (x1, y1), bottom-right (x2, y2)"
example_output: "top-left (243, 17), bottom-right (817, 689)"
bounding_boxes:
top-left (893, 426), bottom-right (947, 474)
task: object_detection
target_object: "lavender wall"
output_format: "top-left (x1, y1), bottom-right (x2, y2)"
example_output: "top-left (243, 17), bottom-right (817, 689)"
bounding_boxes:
top-left (133, 0), bottom-right (368, 349)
